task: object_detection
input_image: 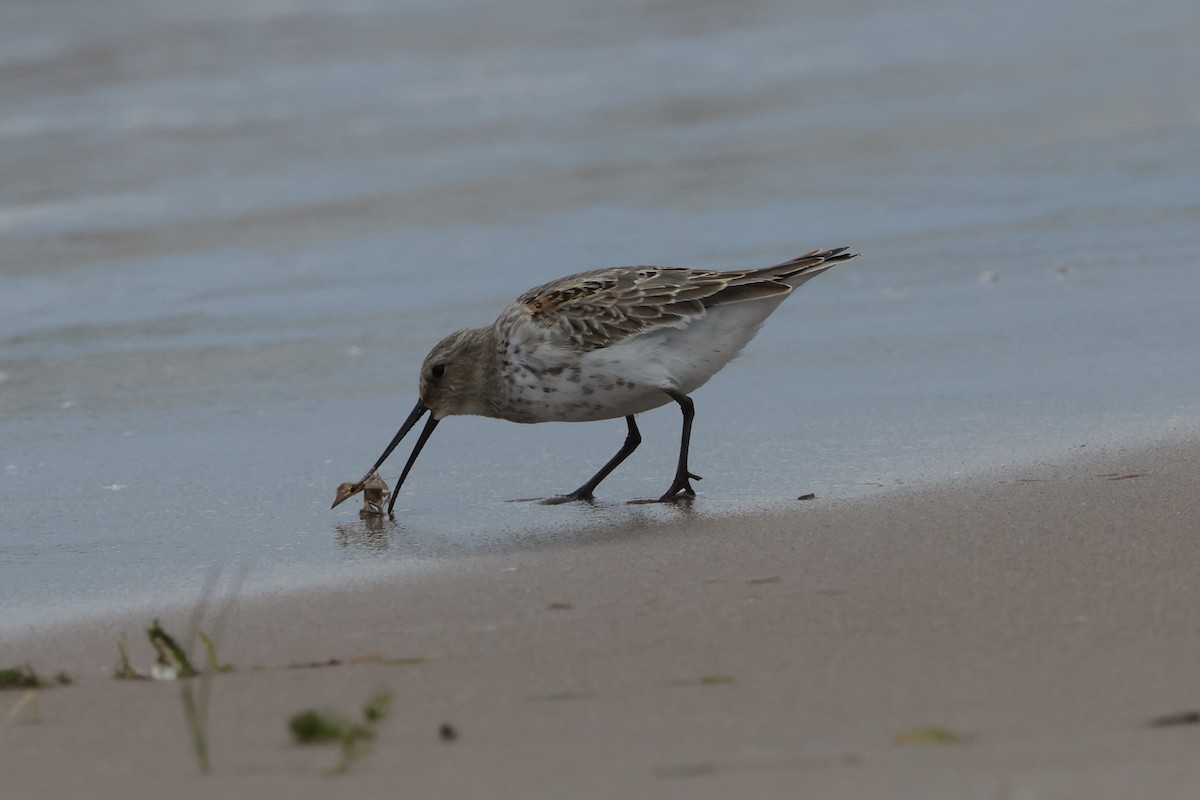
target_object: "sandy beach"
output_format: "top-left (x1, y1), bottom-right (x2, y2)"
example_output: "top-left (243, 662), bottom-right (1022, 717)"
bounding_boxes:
top-left (5, 436), bottom-right (1199, 799)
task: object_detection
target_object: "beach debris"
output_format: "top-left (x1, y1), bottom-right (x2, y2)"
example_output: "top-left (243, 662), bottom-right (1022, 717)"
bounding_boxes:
top-left (113, 620), bottom-right (231, 681)
top-left (289, 690), bottom-right (393, 776)
top-left (248, 652), bottom-right (425, 673)
top-left (198, 631), bottom-right (234, 673)
top-left (0, 665), bottom-right (46, 690)
top-left (1148, 710), bottom-right (1200, 728)
top-left (290, 710), bottom-right (348, 743)
top-left (977, 271), bottom-right (999, 285)
top-left (527, 690), bottom-right (596, 702)
top-left (547, 602), bottom-right (573, 610)
top-left (333, 474), bottom-right (391, 517)
top-left (114, 634), bottom-right (150, 680)
top-left (1, 667), bottom-right (69, 727)
top-left (363, 691), bottom-right (392, 723)
top-left (147, 619), bottom-right (200, 680)
top-left (892, 726), bottom-right (972, 746)
top-left (439, 722), bottom-right (459, 742)
top-left (797, 493), bottom-right (816, 501)
top-left (698, 675), bottom-right (734, 685)
top-left (106, 569), bottom-right (247, 774)
top-left (285, 658), bottom-right (346, 670)
top-left (0, 664), bottom-right (71, 690)
top-left (748, 576), bottom-right (781, 585)
top-left (360, 475), bottom-right (390, 515)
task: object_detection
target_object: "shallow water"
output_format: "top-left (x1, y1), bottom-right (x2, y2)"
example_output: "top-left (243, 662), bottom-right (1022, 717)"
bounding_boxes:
top-left (2, 0), bottom-right (1199, 629)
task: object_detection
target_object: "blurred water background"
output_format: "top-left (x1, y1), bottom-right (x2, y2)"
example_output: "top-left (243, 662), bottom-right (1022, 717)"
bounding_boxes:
top-left (2, 0), bottom-right (1199, 630)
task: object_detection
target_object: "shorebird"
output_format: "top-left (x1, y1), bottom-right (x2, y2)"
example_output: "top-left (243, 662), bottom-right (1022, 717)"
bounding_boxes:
top-left (332, 247), bottom-right (857, 513)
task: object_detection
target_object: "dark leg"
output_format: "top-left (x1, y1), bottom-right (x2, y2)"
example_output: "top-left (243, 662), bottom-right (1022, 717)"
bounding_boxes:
top-left (657, 389), bottom-right (702, 501)
top-left (543, 415), bottom-right (642, 504)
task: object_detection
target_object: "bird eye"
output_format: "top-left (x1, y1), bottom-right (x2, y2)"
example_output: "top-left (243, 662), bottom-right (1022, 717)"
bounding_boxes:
top-left (431, 363), bottom-right (446, 378)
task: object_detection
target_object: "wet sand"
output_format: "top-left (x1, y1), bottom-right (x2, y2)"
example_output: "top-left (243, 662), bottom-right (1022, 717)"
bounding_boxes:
top-left (5, 436), bottom-right (1200, 799)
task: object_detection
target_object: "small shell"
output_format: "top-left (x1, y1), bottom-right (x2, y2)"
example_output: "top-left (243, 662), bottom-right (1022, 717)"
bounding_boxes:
top-left (360, 474), bottom-right (391, 516)
top-left (333, 476), bottom-right (391, 515)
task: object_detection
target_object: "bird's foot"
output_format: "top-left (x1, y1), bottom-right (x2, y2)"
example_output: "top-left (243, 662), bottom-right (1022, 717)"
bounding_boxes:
top-left (652, 471), bottom-right (702, 503)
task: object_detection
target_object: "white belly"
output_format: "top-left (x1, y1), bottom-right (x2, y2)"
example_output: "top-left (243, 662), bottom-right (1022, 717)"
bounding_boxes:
top-left (498, 296), bottom-right (786, 423)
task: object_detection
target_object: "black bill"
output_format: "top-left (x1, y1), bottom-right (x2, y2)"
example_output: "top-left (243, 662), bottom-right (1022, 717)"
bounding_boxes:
top-left (331, 399), bottom-right (440, 514)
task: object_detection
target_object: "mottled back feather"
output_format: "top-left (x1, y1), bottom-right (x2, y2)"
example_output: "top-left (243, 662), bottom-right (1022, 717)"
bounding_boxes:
top-left (511, 247), bottom-right (855, 351)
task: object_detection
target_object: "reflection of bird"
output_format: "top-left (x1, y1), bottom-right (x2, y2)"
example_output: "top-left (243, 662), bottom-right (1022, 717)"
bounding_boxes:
top-left (333, 247), bottom-right (857, 513)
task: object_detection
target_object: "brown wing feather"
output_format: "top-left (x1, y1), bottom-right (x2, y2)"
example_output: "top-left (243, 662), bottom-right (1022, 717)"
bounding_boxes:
top-left (513, 248), bottom-right (855, 351)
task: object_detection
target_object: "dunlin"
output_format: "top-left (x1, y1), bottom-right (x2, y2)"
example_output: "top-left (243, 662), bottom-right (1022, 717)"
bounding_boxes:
top-left (333, 247), bottom-right (857, 513)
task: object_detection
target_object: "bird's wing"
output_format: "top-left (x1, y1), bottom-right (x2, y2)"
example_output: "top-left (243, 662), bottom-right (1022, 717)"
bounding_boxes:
top-left (506, 248), bottom-right (853, 352)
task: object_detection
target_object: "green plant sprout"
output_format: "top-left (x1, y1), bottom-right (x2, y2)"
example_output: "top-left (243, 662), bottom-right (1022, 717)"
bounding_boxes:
top-left (289, 690), bottom-right (394, 776)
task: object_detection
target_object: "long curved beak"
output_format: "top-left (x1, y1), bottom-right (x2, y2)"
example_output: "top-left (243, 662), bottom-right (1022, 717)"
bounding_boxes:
top-left (331, 399), bottom-right (440, 513)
